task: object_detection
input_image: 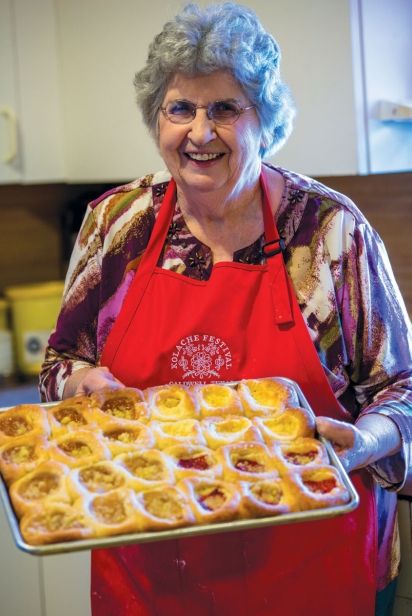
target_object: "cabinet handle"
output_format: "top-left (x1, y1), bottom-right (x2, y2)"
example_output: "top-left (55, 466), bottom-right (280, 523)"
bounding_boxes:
top-left (0, 107), bottom-right (18, 163)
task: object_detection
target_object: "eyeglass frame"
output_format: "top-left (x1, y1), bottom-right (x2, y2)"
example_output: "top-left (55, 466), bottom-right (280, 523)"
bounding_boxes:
top-left (159, 98), bottom-right (256, 125)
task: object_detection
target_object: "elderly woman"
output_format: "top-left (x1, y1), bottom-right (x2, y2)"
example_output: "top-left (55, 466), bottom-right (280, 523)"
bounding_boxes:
top-left (40, 3), bottom-right (412, 615)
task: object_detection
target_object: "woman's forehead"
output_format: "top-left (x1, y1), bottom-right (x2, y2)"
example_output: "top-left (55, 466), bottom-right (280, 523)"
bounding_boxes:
top-left (164, 70), bottom-right (245, 102)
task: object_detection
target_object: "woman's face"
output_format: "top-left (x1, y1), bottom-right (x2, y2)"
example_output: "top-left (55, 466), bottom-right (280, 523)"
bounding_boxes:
top-left (158, 70), bottom-right (263, 202)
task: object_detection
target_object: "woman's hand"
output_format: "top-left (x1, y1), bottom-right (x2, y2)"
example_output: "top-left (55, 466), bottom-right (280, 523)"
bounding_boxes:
top-left (316, 415), bottom-right (402, 473)
top-left (63, 366), bottom-right (124, 398)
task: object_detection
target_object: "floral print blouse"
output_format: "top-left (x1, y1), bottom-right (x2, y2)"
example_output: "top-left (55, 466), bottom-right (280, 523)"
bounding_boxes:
top-left (39, 164), bottom-right (412, 589)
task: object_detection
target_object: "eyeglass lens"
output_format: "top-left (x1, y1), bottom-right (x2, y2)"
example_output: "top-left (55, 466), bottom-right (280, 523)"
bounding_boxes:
top-left (164, 100), bottom-right (241, 124)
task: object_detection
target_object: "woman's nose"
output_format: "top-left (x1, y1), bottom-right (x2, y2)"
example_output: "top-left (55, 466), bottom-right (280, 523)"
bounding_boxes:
top-left (187, 109), bottom-right (216, 144)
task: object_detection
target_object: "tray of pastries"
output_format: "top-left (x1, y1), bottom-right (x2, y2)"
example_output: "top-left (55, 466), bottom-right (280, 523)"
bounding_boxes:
top-left (0, 377), bottom-right (359, 555)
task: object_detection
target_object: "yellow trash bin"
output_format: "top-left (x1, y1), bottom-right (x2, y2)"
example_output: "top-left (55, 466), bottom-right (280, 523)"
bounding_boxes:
top-left (5, 281), bottom-right (64, 376)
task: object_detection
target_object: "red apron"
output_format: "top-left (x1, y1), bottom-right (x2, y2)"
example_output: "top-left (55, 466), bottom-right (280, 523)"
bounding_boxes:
top-left (94, 174), bottom-right (377, 616)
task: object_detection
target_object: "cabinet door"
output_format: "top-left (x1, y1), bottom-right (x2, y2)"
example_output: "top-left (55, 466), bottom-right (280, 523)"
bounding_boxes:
top-left (0, 0), bottom-right (65, 184)
top-left (0, 0), bottom-right (21, 183)
top-left (0, 504), bottom-right (42, 616)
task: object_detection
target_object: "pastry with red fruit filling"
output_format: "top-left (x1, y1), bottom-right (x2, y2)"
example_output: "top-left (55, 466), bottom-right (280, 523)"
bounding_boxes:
top-left (272, 437), bottom-right (329, 473)
top-left (290, 465), bottom-right (350, 510)
top-left (164, 444), bottom-right (222, 480)
top-left (219, 441), bottom-right (277, 482)
top-left (179, 477), bottom-right (241, 523)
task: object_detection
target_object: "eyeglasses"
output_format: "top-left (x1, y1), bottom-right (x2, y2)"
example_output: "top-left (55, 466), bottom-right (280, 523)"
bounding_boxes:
top-left (160, 99), bottom-right (256, 125)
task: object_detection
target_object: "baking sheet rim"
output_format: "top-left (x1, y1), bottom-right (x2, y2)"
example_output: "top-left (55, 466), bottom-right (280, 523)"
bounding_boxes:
top-left (0, 377), bottom-right (359, 556)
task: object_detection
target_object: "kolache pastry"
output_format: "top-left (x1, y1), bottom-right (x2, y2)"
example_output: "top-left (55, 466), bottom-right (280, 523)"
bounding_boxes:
top-left (272, 437), bottom-right (329, 473)
top-left (9, 461), bottom-right (70, 517)
top-left (202, 415), bottom-right (261, 449)
top-left (219, 441), bottom-right (278, 483)
top-left (193, 383), bottom-right (243, 417)
top-left (20, 502), bottom-right (94, 545)
top-left (47, 397), bottom-right (97, 437)
top-left (68, 460), bottom-right (129, 500)
top-left (0, 435), bottom-right (50, 484)
top-left (179, 477), bottom-right (241, 524)
top-left (288, 465), bottom-right (350, 510)
top-left (151, 418), bottom-right (206, 449)
top-left (164, 444), bottom-right (222, 481)
top-left (253, 406), bottom-right (316, 445)
top-left (0, 404), bottom-right (50, 445)
top-left (0, 377), bottom-right (351, 547)
top-left (115, 449), bottom-right (174, 490)
top-left (134, 485), bottom-right (194, 531)
top-left (48, 430), bottom-right (110, 469)
top-left (101, 420), bottom-right (155, 456)
top-left (239, 477), bottom-right (296, 518)
top-left (82, 487), bottom-right (140, 537)
top-left (146, 384), bottom-right (198, 421)
top-left (237, 378), bottom-right (298, 417)
top-left (90, 387), bottom-right (150, 425)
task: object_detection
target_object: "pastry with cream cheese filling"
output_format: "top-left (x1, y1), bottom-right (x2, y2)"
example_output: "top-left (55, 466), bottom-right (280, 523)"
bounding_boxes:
top-left (253, 406), bottom-right (316, 445)
top-left (0, 435), bottom-right (50, 484)
top-left (49, 430), bottom-right (110, 468)
top-left (134, 485), bottom-right (194, 531)
top-left (68, 460), bottom-right (129, 500)
top-left (101, 420), bottom-right (155, 456)
top-left (289, 465), bottom-right (350, 510)
top-left (193, 383), bottom-right (243, 418)
top-left (0, 404), bottom-right (50, 445)
top-left (272, 437), bottom-right (329, 473)
top-left (9, 461), bottom-right (70, 517)
top-left (90, 387), bottom-right (149, 425)
top-left (202, 415), bottom-right (261, 449)
top-left (219, 441), bottom-right (278, 482)
top-left (115, 449), bottom-right (174, 490)
top-left (20, 502), bottom-right (93, 545)
top-left (151, 419), bottom-right (206, 449)
top-left (164, 444), bottom-right (222, 481)
top-left (179, 477), bottom-right (240, 524)
top-left (237, 378), bottom-right (297, 417)
top-left (145, 384), bottom-right (198, 421)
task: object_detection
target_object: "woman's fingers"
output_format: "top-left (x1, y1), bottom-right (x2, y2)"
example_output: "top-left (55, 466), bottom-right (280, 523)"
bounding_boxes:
top-left (75, 367), bottom-right (124, 396)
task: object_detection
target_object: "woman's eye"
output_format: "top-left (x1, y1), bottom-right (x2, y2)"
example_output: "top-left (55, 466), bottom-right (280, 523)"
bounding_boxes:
top-left (212, 101), bottom-right (238, 118)
top-left (168, 101), bottom-right (193, 116)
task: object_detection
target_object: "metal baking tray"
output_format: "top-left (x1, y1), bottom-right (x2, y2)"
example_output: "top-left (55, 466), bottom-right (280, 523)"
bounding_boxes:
top-left (0, 378), bottom-right (359, 556)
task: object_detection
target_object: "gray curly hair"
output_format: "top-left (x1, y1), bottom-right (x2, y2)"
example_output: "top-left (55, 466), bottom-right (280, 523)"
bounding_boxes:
top-left (134, 2), bottom-right (295, 158)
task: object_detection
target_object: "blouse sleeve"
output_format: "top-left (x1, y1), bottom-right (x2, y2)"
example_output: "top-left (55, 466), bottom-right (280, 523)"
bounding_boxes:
top-left (343, 220), bottom-right (412, 491)
top-left (39, 204), bottom-right (103, 401)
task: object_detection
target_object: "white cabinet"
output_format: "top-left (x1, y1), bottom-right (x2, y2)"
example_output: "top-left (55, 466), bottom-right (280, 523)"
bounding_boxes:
top-left (0, 0), bottom-right (65, 184)
top-left (0, 503), bottom-right (43, 616)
